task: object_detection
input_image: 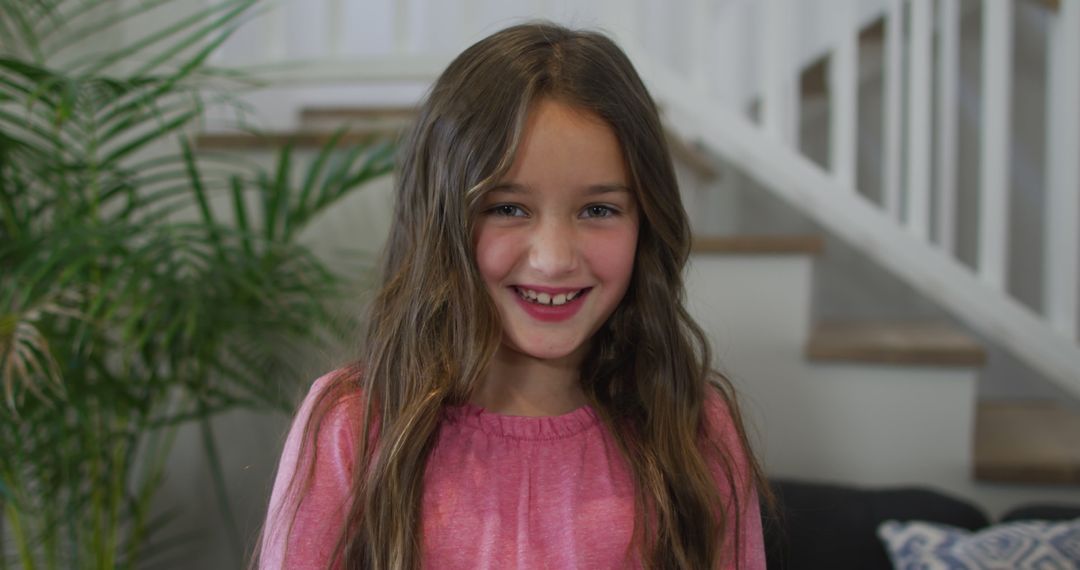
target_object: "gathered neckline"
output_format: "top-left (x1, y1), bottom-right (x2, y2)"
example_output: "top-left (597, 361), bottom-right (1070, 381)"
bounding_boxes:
top-left (442, 402), bottom-right (600, 441)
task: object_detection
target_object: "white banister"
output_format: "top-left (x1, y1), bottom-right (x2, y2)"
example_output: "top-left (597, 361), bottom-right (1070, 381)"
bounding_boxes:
top-left (978, 2), bottom-right (1013, 291)
top-left (205, 0), bottom-right (1080, 399)
top-left (712, 3), bottom-right (746, 106)
top-left (829, 0), bottom-right (858, 191)
top-left (1045, 0), bottom-right (1080, 339)
top-left (936, 0), bottom-right (960, 254)
top-left (638, 51), bottom-right (1080, 401)
top-left (882, 0), bottom-right (904, 219)
top-left (264, 0), bottom-right (288, 60)
top-left (762, 0), bottom-right (798, 145)
top-left (394, 0), bottom-right (411, 53)
top-left (206, 0), bottom-right (225, 65)
top-left (531, 0), bottom-right (550, 18)
top-left (690, 0), bottom-right (712, 92)
top-left (461, 0), bottom-right (477, 47)
top-left (602, 0), bottom-right (639, 49)
top-left (906, 0), bottom-right (932, 239)
top-left (327, 0), bottom-right (344, 56)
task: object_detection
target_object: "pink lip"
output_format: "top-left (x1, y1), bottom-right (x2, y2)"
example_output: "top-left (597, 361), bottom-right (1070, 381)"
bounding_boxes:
top-left (510, 286), bottom-right (590, 322)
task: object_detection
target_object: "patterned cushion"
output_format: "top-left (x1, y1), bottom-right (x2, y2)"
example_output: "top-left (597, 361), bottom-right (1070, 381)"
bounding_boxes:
top-left (878, 519), bottom-right (1080, 569)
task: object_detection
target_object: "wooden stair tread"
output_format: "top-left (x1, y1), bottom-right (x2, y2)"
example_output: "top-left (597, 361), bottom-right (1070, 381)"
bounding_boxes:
top-left (300, 106), bottom-right (720, 180)
top-left (692, 235), bottom-right (824, 255)
top-left (805, 320), bottom-right (986, 366)
top-left (975, 401), bottom-right (1080, 485)
top-left (664, 127), bottom-right (720, 181)
top-left (198, 126), bottom-right (717, 180)
top-left (196, 129), bottom-right (400, 149)
top-left (199, 111), bottom-right (718, 182)
top-left (301, 106), bottom-right (417, 122)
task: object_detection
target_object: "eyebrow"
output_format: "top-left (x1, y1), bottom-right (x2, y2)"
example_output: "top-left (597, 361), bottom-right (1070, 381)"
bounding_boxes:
top-left (487, 183), bottom-right (631, 195)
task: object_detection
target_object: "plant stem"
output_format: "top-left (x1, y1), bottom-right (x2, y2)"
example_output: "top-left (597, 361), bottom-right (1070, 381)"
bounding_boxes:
top-left (198, 407), bottom-right (242, 568)
top-left (4, 501), bottom-right (35, 570)
top-left (92, 404), bottom-right (107, 569)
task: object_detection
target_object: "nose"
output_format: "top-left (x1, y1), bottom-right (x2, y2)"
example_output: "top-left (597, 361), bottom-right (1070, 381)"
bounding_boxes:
top-left (528, 219), bottom-right (579, 278)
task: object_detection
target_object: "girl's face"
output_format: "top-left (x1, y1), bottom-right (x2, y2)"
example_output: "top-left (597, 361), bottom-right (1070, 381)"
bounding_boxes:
top-left (474, 98), bottom-right (639, 365)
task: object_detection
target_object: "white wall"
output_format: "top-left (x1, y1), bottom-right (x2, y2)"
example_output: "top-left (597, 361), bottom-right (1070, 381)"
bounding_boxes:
top-left (101, 1), bottom-right (1079, 567)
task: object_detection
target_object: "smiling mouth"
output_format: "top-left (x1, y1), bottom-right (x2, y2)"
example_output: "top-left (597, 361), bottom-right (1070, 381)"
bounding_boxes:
top-left (513, 286), bottom-right (591, 306)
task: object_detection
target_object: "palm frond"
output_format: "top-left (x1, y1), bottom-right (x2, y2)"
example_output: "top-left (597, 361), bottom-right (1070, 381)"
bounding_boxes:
top-left (0, 0), bottom-right (396, 565)
top-left (41, 0), bottom-right (177, 56)
top-left (0, 0), bottom-right (61, 62)
top-left (65, 0), bottom-right (255, 77)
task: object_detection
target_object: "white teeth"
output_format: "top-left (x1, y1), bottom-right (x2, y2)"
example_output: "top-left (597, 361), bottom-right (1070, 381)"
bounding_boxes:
top-left (515, 287), bottom-right (585, 306)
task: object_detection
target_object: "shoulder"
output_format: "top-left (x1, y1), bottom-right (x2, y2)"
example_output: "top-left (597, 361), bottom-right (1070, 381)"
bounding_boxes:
top-left (293, 367), bottom-right (373, 469)
top-left (699, 378), bottom-right (756, 492)
top-left (259, 368), bottom-right (368, 569)
top-left (273, 366), bottom-right (371, 509)
top-left (302, 366), bottom-right (366, 411)
top-left (300, 368), bottom-right (367, 432)
top-left (701, 379), bottom-right (768, 569)
top-left (277, 366), bottom-right (369, 477)
top-left (701, 380), bottom-right (744, 446)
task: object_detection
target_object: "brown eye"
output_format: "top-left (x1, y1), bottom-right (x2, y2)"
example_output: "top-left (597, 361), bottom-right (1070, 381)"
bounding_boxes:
top-left (582, 205), bottom-right (616, 219)
top-left (489, 204), bottom-right (526, 217)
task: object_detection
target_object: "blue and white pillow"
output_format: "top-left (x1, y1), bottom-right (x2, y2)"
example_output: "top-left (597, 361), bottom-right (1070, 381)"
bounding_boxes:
top-left (878, 519), bottom-right (1080, 570)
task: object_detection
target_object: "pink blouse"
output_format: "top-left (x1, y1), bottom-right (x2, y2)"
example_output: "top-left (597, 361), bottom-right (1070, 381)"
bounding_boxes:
top-left (260, 373), bottom-right (765, 569)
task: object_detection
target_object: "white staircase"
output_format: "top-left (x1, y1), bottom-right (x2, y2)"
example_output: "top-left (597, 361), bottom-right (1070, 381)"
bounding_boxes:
top-left (684, 239), bottom-right (1080, 518)
top-left (206, 0), bottom-right (1080, 402)
top-left (182, 0), bottom-right (1080, 536)
top-left (108, 3), bottom-right (1080, 568)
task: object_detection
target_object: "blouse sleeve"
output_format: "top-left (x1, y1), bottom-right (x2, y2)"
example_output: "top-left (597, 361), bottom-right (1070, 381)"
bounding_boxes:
top-left (702, 387), bottom-right (767, 570)
top-left (259, 372), bottom-right (363, 570)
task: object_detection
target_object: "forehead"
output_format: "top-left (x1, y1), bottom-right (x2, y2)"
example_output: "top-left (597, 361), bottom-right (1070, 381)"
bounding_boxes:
top-left (494, 98), bottom-right (629, 195)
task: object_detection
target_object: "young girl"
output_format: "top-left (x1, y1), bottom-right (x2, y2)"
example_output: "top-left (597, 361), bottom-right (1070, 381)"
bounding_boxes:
top-left (258, 22), bottom-right (769, 570)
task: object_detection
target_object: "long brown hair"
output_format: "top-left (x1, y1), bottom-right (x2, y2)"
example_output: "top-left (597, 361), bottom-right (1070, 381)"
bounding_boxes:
top-left (266, 22), bottom-right (770, 569)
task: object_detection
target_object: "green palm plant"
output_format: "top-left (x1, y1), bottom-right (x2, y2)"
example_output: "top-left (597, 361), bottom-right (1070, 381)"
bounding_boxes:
top-left (0, 1), bottom-right (395, 567)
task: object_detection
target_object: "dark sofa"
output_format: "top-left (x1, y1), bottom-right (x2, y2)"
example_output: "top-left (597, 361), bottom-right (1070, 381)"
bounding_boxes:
top-left (762, 479), bottom-right (1080, 569)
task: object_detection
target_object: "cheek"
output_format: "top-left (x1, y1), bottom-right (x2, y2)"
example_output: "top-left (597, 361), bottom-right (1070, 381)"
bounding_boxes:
top-left (473, 225), bottom-right (517, 285)
top-left (587, 226), bottom-right (639, 290)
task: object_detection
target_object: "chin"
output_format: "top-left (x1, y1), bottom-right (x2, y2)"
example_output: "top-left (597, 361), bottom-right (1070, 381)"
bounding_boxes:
top-left (503, 337), bottom-right (588, 363)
